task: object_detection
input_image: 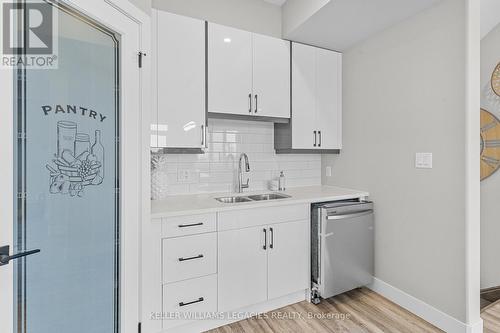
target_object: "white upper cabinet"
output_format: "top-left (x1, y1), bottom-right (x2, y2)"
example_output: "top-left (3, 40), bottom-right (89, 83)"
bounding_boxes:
top-left (316, 48), bottom-right (342, 150)
top-left (291, 43), bottom-right (316, 149)
top-left (153, 10), bottom-right (206, 149)
top-left (275, 42), bottom-right (342, 152)
top-left (252, 33), bottom-right (290, 118)
top-left (208, 23), bottom-right (290, 119)
top-left (208, 23), bottom-right (253, 116)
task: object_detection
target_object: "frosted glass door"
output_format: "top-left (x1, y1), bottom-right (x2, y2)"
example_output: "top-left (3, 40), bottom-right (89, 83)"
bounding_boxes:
top-left (13, 3), bottom-right (120, 333)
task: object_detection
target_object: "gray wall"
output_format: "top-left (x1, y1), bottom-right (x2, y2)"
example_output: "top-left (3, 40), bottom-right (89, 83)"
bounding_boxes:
top-left (152, 0), bottom-right (282, 38)
top-left (281, 0), bottom-right (329, 37)
top-left (322, 0), bottom-right (467, 322)
top-left (480, 23), bottom-right (500, 289)
top-left (129, 0), bottom-right (152, 14)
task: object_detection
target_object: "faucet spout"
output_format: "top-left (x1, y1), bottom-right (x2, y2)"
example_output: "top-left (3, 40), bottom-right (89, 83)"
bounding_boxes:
top-left (238, 153), bottom-right (250, 193)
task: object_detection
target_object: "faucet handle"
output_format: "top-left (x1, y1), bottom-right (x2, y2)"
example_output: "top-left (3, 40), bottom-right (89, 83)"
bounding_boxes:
top-left (244, 178), bottom-right (250, 188)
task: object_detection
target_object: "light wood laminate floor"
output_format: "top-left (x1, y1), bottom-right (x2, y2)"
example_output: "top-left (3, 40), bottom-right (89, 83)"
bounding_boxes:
top-left (207, 288), bottom-right (443, 333)
top-left (482, 299), bottom-right (500, 333)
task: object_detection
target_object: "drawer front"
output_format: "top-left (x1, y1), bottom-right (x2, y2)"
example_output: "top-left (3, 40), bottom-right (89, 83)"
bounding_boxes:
top-left (163, 233), bottom-right (217, 284)
top-left (163, 274), bottom-right (217, 330)
top-left (162, 213), bottom-right (216, 238)
top-left (218, 204), bottom-right (309, 231)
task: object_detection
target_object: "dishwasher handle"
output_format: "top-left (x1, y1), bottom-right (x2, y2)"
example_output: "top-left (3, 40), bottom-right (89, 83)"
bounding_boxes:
top-left (326, 210), bottom-right (373, 220)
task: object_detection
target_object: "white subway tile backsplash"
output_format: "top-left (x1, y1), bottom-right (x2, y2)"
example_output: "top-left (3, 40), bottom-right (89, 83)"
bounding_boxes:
top-left (151, 119), bottom-right (321, 199)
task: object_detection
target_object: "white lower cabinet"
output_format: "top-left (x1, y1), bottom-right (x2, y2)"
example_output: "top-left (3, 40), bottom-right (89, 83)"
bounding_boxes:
top-left (160, 205), bottom-right (310, 331)
top-left (218, 205), bottom-right (309, 312)
top-left (162, 274), bottom-right (218, 330)
top-left (267, 220), bottom-right (309, 300)
top-left (217, 226), bottom-right (268, 312)
top-left (162, 233), bottom-right (217, 284)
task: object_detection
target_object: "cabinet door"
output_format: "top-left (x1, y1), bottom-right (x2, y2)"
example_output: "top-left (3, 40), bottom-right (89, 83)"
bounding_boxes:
top-left (252, 33), bottom-right (290, 118)
top-left (268, 220), bottom-right (309, 300)
top-left (156, 10), bottom-right (205, 148)
top-left (208, 23), bottom-right (253, 115)
top-left (291, 43), bottom-right (316, 149)
top-left (315, 48), bottom-right (342, 149)
top-left (218, 226), bottom-right (267, 311)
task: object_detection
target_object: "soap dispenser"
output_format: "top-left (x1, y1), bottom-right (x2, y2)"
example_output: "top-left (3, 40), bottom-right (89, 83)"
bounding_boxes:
top-left (279, 171), bottom-right (286, 191)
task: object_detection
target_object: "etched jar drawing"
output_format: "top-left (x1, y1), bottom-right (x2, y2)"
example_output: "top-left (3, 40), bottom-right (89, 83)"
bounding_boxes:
top-left (57, 121), bottom-right (77, 157)
top-left (75, 133), bottom-right (91, 157)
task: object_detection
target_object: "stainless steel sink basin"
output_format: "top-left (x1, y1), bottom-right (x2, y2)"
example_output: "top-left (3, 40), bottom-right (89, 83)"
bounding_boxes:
top-left (247, 193), bottom-right (291, 201)
top-left (215, 193), bottom-right (291, 203)
top-left (215, 196), bottom-right (252, 203)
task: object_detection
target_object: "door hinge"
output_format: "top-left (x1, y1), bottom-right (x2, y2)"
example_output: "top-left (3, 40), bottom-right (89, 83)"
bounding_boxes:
top-left (17, 132), bottom-right (26, 140)
top-left (17, 192), bottom-right (27, 199)
top-left (138, 322), bottom-right (141, 333)
top-left (138, 51), bottom-right (146, 68)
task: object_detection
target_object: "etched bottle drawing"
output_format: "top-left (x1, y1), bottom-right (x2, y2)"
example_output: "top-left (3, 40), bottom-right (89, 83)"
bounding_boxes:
top-left (91, 130), bottom-right (105, 178)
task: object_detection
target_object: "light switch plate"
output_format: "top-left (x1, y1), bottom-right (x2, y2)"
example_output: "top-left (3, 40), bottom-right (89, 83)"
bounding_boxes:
top-left (415, 153), bottom-right (433, 169)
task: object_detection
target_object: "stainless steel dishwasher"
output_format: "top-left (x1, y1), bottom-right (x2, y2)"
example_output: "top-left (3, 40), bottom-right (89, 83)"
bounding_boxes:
top-left (311, 200), bottom-right (374, 304)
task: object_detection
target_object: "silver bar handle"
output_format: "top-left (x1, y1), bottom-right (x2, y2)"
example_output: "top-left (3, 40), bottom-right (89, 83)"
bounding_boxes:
top-left (269, 227), bottom-right (274, 249)
top-left (318, 131), bottom-right (322, 147)
top-left (248, 93), bottom-right (252, 113)
top-left (263, 228), bottom-right (267, 250)
top-left (326, 210), bottom-right (373, 220)
top-left (179, 297), bottom-right (204, 307)
top-left (201, 125), bottom-right (205, 146)
top-left (178, 254), bottom-right (204, 262)
top-left (204, 124), bottom-right (208, 148)
top-left (178, 222), bottom-right (203, 228)
top-left (313, 131), bottom-right (317, 147)
top-left (254, 94), bottom-right (258, 113)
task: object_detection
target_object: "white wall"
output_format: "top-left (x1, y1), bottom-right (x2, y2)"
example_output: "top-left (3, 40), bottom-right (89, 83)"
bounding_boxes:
top-left (322, 0), bottom-right (468, 322)
top-left (480, 23), bottom-right (500, 289)
top-left (152, 0), bottom-right (282, 38)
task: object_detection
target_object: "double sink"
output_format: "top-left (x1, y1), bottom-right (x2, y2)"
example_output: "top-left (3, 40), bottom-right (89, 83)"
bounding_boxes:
top-left (216, 193), bottom-right (291, 204)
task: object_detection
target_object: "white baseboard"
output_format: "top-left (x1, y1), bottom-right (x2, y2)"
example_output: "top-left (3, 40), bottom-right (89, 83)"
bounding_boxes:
top-left (368, 278), bottom-right (483, 333)
top-left (466, 320), bottom-right (483, 333)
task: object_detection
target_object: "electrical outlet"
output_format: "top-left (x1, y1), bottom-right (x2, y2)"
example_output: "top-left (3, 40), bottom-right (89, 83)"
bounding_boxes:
top-left (325, 166), bottom-right (332, 177)
top-left (177, 169), bottom-right (192, 182)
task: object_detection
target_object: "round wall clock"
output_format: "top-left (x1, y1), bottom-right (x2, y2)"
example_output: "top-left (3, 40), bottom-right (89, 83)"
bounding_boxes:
top-left (481, 108), bottom-right (500, 180)
top-left (491, 63), bottom-right (500, 96)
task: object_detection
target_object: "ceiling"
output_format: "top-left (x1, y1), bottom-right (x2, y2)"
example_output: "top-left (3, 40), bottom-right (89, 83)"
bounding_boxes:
top-left (481, 0), bottom-right (500, 39)
top-left (262, 0), bottom-right (287, 6)
top-left (284, 0), bottom-right (440, 51)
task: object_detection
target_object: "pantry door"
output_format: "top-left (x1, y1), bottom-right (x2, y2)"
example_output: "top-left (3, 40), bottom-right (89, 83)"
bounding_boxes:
top-left (0, 1), bottom-right (148, 333)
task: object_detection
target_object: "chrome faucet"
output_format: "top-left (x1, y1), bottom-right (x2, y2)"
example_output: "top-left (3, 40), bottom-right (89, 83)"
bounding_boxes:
top-left (237, 153), bottom-right (250, 193)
